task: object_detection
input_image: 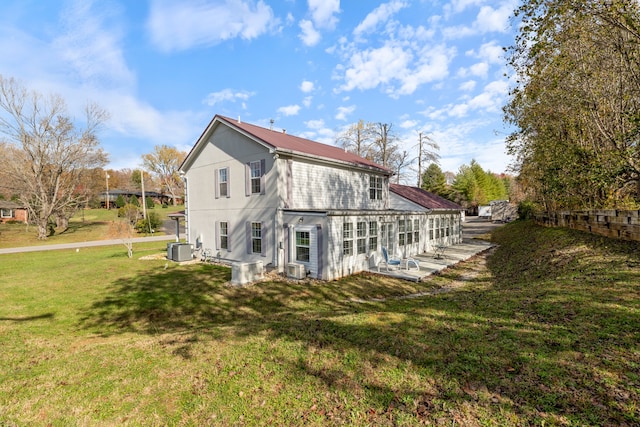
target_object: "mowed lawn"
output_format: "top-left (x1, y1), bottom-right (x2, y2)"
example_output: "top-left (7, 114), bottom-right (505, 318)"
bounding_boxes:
top-left (0, 205), bottom-right (185, 249)
top-left (0, 221), bottom-right (638, 426)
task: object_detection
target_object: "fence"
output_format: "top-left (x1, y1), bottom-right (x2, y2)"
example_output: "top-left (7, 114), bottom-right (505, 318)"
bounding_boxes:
top-left (534, 210), bottom-right (640, 242)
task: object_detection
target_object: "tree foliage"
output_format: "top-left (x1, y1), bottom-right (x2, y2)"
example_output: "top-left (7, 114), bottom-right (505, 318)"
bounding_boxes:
top-left (504, 0), bottom-right (640, 210)
top-left (0, 76), bottom-right (108, 239)
top-left (142, 145), bottom-right (186, 206)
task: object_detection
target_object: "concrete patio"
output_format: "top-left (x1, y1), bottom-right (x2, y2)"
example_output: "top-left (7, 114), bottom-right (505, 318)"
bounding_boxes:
top-left (369, 238), bottom-right (495, 282)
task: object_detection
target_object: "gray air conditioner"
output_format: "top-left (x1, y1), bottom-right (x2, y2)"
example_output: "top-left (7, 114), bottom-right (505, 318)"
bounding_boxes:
top-left (287, 263), bottom-right (306, 279)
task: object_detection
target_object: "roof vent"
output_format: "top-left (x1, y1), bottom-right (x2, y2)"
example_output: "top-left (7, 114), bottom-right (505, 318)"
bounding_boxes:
top-left (270, 119), bottom-right (274, 130)
top-left (282, 129), bottom-right (286, 134)
top-left (238, 116), bottom-right (241, 124)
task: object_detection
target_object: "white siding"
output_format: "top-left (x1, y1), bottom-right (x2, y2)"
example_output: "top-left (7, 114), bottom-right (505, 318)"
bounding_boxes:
top-left (290, 160), bottom-right (386, 210)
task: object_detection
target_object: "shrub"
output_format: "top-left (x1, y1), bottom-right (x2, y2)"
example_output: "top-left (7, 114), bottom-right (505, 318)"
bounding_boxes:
top-left (118, 203), bottom-right (140, 224)
top-left (517, 200), bottom-right (537, 220)
top-left (115, 194), bottom-right (126, 208)
top-left (134, 211), bottom-right (162, 233)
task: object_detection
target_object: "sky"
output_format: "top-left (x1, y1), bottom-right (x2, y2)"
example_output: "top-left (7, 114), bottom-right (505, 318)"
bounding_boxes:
top-left (0, 0), bottom-right (519, 184)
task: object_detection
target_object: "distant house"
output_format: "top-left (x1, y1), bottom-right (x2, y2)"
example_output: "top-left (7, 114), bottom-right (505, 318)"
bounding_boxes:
top-left (179, 115), bottom-right (464, 280)
top-left (99, 189), bottom-right (181, 208)
top-left (0, 200), bottom-right (28, 224)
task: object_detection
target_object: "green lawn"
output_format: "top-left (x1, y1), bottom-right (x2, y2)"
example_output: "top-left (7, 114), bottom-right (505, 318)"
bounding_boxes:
top-left (0, 205), bottom-right (184, 249)
top-left (0, 221), bottom-right (638, 426)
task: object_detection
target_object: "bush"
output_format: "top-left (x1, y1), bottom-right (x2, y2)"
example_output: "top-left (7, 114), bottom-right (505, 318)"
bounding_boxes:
top-left (118, 203), bottom-right (140, 224)
top-left (129, 195), bottom-right (140, 207)
top-left (145, 197), bottom-right (154, 209)
top-left (134, 211), bottom-right (162, 233)
top-left (517, 200), bottom-right (537, 220)
top-left (115, 194), bottom-right (126, 208)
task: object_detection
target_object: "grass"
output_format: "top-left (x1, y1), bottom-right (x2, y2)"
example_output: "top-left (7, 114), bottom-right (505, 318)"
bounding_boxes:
top-left (0, 220), bottom-right (638, 425)
top-left (0, 205), bottom-right (184, 249)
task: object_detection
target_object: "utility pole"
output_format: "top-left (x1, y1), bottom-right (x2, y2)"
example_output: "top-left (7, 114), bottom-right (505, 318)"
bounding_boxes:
top-left (105, 172), bottom-right (110, 209)
top-left (417, 132), bottom-right (423, 188)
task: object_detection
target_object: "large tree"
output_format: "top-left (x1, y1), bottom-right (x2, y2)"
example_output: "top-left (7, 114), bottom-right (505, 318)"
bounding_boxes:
top-left (504, 0), bottom-right (640, 209)
top-left (0, 76), bottom-right (108, 239)
top-left (141, 144), bottom-right (186, 205)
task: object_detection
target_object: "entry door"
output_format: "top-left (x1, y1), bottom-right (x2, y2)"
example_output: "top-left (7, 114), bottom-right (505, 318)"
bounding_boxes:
top-left (381, 222), bottom-right (395, 254)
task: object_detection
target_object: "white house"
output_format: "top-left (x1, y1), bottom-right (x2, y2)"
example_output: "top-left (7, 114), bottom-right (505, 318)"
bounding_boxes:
top-left (179, 115), bottom-right (463, 281)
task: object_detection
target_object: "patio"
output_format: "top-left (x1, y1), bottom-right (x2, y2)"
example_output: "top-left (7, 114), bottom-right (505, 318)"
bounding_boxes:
top-left (370, 238), bottom-right (495, 282)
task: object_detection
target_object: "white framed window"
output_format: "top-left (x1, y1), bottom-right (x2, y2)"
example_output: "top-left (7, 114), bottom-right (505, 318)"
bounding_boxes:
top-left (406, 218), bottom-right (413, 244)
top-left (357, 221), bottom-right (367, 254)
top-left (251, 222), bottom-right (262, 253)
top-left (0, 208), bottom-right (12, 218)
top-left (398, 219), bottom-right (405, 246)
top-left (219, 221), bottom-right (228, 250)
top-left (250, 161), bottom-right (262, 194)
top-left (369, 176), bottom-right (383, 200)
top-left (343, 222), bottom-right (353, 255)
top-left (296, 231), bottom-right (310, 262)
top-left (218, 168), bottom-right (229, 198)
top-left (414, 219), bottom-right (420, 243)
top-left (369, 221), bottom-right (378, 251)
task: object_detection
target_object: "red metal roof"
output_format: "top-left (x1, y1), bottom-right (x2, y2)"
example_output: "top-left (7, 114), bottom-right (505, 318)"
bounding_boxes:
top-left (216, 115), bottom-right (391, 174)
top-left (390, 183), bottom-right (463, 211)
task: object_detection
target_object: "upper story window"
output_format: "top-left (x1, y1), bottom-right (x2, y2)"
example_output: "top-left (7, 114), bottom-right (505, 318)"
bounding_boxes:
top-left (245, 159), bottom-right (266, 196)
top-left (369, 176), bottom-right (383, 200)
top-left (218, 167), bottom-right (229, 198)
top-left (250, 161), bottom-right (262, 194)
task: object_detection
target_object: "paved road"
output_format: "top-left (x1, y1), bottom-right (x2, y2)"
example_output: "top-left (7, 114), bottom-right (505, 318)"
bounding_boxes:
top-left (0, 234), bottom-right (182, 255)
top-left (462, 216), bottom-right (508, 239)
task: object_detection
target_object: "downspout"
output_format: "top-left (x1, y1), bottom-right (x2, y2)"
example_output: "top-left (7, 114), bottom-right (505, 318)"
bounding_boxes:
top-left (180, 171), bottom-right (188, 244)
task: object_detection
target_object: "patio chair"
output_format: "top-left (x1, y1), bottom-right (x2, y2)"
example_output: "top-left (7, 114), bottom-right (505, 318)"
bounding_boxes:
top-left (379, 247), bottom-right (401, 272)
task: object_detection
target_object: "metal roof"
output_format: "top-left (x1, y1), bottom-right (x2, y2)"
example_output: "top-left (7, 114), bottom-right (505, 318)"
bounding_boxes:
top-left (184, 114), bottom-right (391, 174)
top-left (390, 183), bottom-right (463, 211)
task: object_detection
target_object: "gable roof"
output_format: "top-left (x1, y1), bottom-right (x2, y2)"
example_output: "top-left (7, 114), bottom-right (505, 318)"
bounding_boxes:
top-left (182, 114), bottom-right (391, 174)
top-left (390, 184), bottom-right (463, 211)
top-left (0, 200), bottom-right (25, 209)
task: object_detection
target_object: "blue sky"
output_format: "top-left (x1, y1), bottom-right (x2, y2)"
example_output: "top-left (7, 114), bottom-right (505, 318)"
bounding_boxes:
top-left (0, 0), bottom-right (518, 183)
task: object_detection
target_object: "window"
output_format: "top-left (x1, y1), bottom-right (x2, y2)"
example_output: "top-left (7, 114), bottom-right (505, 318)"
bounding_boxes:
top-left (343, 222), bottom-right (353, 255)
top-left (369, 176), bottom-right (383, 200)
top-left (357, 221), bottom-right (367, 254)
top-left (398, 219), bottom-right (405, 246)
top-left (296, 231), bottom-right (310, 262)
top-left (250, 161), bottom-right (262, 194)
top-left (406, 219), bottom-right (413, 244)
top-left (369, 221), bottom-right (378, 251)
top-left (0, 209), bottom-right (12, 218)
top-left (218, 168), bottom-right (229, 198)
top-left (414, 219), bottom-right (420, 243)
top-left (429, 218), bottom-right (434, 240)
top-left (219, 221), bottom-right (228, 250)
top-left (251, 222), bottom-right (262, 253)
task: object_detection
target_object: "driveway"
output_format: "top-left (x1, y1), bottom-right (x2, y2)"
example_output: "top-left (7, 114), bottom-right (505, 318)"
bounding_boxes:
top-left (462, 216), bottom-right (507, 239)
top-left (0, 234), bottom-right (181, 255)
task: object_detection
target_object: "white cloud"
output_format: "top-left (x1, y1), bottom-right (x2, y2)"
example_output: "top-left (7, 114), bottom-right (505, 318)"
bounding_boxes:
top-left (335, 105), bottom-right (355, 121)
top-left (300, 80), bottom-right (315, 93)
top-left (302, 96), bottom-right (313, 108)
top-left (298, 0), bottom-right (340, 46)
top-left (305, 119), bottom-right (325, 130)
top-left (52, 0), bottom-right (134, 90)
top-left (278, 104), bottom-right (301, 116)
top-left (442, 1), bottom-right (514, 38)
top-left (203, 89), bottom-right (254, 106)
top-left (475, 40), bottom-right (504, 64)
top-left (353, 0), bottom-right (408, 37)
top-left (338, 44), bottom-right (412, 92)
top-left (299, 19), bottom-right (321, 46)
top-left (459, 80), bottom-right (476, 91)
top-left (307, 0), bottom-right (340, 30)
top-left (147, 0), bottom-right (276, 52)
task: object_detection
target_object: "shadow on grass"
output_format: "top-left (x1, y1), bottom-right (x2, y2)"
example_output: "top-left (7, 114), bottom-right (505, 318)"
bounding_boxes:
top-left (0, 313), bottom-right (55, 322)
top-left (79, 222), bottom-right (640, 424)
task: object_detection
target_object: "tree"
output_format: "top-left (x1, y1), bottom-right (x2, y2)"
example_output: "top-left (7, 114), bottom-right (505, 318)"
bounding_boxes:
top-left (142, 145), bottom-right (186, 206)
top-left (416, 132), bottom-right (440, 187)
top-left (504, 0), bottom-right (640, 209)
top-left (0, 76), bottom-right (108, 239)
top-left (336, 120), bottom-right (377, 159)
top-left (421, 163), bottom-right (448, 196)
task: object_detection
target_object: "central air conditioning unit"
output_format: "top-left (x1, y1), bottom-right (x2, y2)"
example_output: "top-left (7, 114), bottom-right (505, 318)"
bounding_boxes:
top-left (287, 263), bottom-right (306, 279)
